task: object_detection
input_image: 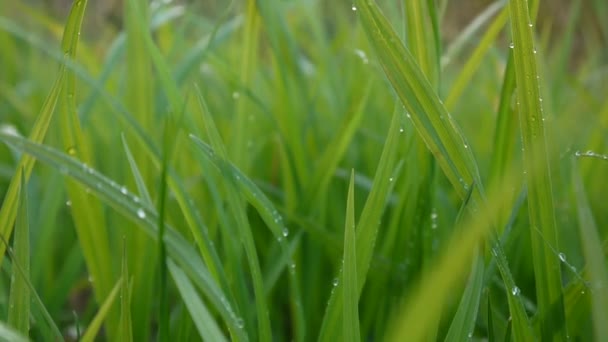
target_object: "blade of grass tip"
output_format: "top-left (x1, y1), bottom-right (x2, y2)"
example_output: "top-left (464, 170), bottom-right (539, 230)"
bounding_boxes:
top-left (192, 93), bottom-right (272, 342)
top-left (0, 322), bottom-right (28, 342)
top-left (7, 169), bottom-right (30, 336)
top-left (355, 0), bottom-right (483, 204)
top-left (121, 133), bottom-right (153, 206)
top-left (572, 159), bottom-right (608, 340)
top-left (0, 133), bottom-right (248, 341)
top-left (508, 0), bottom-right (566, 340)
top-left (80, 278), bottom-right (123, 342)
top-left (318, 109), bottom-right (401, 342)
top-left (119, 240), bottom-right (133, 342)
top-left (343, 170), bottom-right (360, 342)
top-left (157, 120), bottom-right (171, 342)
top-left (168, 261), bottom-right (229, 342)
top-left (58, 1), bottom-right (117, 337)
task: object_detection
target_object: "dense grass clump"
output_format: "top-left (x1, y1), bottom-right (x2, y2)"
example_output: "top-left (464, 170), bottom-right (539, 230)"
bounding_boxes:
top-left (0, 0), bottom-right (606, 340)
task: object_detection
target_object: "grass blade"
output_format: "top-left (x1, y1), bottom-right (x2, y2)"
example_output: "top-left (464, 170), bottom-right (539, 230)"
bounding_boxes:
top-left (168, 261), bottom-right (229, 342)
top-left (7, 170), bottom-right (30, 335)
top-left (119, 242), bottom-right (133, 342)
top-left (572, 158), bottom-right (608, 340)
top-left (80, 278), bottom-right (122, 342)
top-left (508, 0), bottom-right (566, 339)
top-left (342, 170), bottom-right (360, 342)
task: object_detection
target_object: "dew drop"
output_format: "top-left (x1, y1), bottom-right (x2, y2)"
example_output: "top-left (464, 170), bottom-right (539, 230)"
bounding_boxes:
top-left (137, 208), bottom-right (146, 219)
top-left (67, 146), bottom-right (77, 156)
top-left (236, 318), bottom-right (245, 329)
top-left (332, 278), bottom-right (339, 286)
top-left (66, 200), bottom-right (72, 207)
top-left (351, 5), bottom-right (357, 11)
top-left (509, 42), bottom-right (515, 49)
top-left (511, 286), bottom-right (520, 296)
top-left (120, 186), bottom-right (128, 195)
top-left (399, 127), bottom-right (404, 133)
top-left (282, 228), bottom-right (289, 237)
top-left (559, 252), bottom-right (567, 263)
top-left (389, 177), bottom-right (394, 182)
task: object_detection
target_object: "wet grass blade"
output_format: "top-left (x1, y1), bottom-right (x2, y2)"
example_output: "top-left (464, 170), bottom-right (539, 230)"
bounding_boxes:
top-left (508, 0), bottom-right (566, 340)
top-left (168, 261), bottom-right (228, 342)
top-left (0, 132), bottom-right (248, 341)
top-left (7, 170), bottom-right (30, 336)
top-left (80, 278), bottom-right (123, 342)
top-left (342, 170), bottom-right (360, 342)
top-left (355, 0), bottom-right (483, 202)
top-left (572, 159), bottom-right (608, 340)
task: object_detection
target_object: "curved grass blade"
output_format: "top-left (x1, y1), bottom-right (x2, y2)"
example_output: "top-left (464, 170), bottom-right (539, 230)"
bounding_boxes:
top-left (354, 0), bottom-right (483, 203)
top-left (572, 159), bottom-right (608, 340)
top-left (168, 260), bottom-right (228, 342)
top-left (342, 170), bottom-right (360, 342)
top-left (508, 0), bottom-right (566, 340)
top-left (80, 278), bottom-right (123, 342)
top-left (0, 133), bottom-right (248, 342)
top-left (7, 170), bottom-right (30, 335)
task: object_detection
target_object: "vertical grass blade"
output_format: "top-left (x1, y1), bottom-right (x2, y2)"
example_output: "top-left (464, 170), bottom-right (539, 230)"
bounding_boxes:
top-left (7, 170), bottom-right (30, 335)
top-left (572, 159), bottom-right (608, 341)
top-left (119, 242), bottom-right (133, 342)
top-left (508, 0), bottom-right (566, 340)
top-left (342, 170), bottom-right (360, 342)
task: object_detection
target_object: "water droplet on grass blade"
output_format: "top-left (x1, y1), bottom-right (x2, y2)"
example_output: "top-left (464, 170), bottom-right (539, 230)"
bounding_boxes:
top-left (511, 286), bottom-right (520, 296)
top-left (332, 278), bottom-right (339, 286)
top-left (137, 208), bottom-right (146, 219)
top-left (509, 42), bottom-right (514, 49)
top-left (282, 228), bottom-right (289, 237)
top-left (559, 252), bottom-right (567, 262)
top-left (120, 186), bottom-right (128, 195)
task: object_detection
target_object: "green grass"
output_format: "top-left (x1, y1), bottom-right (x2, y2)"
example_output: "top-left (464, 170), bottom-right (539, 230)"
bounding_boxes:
top-left (0, 0), bottom-right (606, 340)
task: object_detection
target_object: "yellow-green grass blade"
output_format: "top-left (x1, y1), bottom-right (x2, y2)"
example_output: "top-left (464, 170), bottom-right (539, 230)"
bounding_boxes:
top-left (0, 133), bottom-right (248, 341)
top-left (342, 170), bottom-right (360, 342)
top-left (80, 277), bottom-right (122, 342)
top-left (7, 170), bottom-right (30, 336)
top-left (403, 0), bottom-right (438, 86)
top-left (355, 0), bottom-right (483, 203)
top-left (191, 89), bottom-right (271, 341)
top-left (168, 261), bottom-right (229, 342)
top-left (572, 159), bottom-right (608, 340)
top-left (318, 110), bottom-right (401, 341)
top-left (508, 0), bottom-right (566, 340)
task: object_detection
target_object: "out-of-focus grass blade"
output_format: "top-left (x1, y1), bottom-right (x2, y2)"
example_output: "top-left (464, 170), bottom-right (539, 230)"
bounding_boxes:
top-left (508, 0), bottom-right (566, 340)
top-left (119, 242), bottom-right (133, 342)
top-left (0, 133), bottom-right (248, 341)
top-left (318, 110), bottom-right (401, 341)
top-left (0, 322), bottom-right (28, 342)
top-left (121, 133), bottom-right (153, 206)
top-left (572, 159), bottom-right (608, 340)
top-left (7, 170), bottom-right (30, 335)
top-left (355, 0), bottom-right (483, 203)
top-left (444, 6), bottom-right (508, 111)
top-left (80, 278), bottom-right (122, 342)
top-left (168, 261), bottom-right (228, 342)
top-left (342, 170), bottom-right (360, 342)
top-left (444, 254), bottom-right (484, 341)
top-left (191, 89), bottom-right (271, 341)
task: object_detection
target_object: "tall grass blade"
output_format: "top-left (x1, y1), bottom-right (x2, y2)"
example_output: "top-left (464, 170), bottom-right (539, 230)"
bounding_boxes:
top-left (508, 0), bottom-right (566, 340)
top-left (342, 170), bottom-right (360, 342)
top-left (119, 242), bottom-right (133, 342)
top-left (7, 170), bottom-right (30, 335)
top-left (572, 159), bottom-right (608, 340)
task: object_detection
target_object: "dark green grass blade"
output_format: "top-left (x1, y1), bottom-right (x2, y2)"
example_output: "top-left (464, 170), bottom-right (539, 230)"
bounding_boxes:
top-left (342, 170), bottom-right (360, 342)
top-left (0, 133), bottom-right (248, 341)
top-left (572, 159), bottom-right (608, 340)
top-left (7, 170), bottom-right (30, 335)
top-left (508, 0), bottom-right (566, 340)
top-left (168, 261), bottom-right (228, 342)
